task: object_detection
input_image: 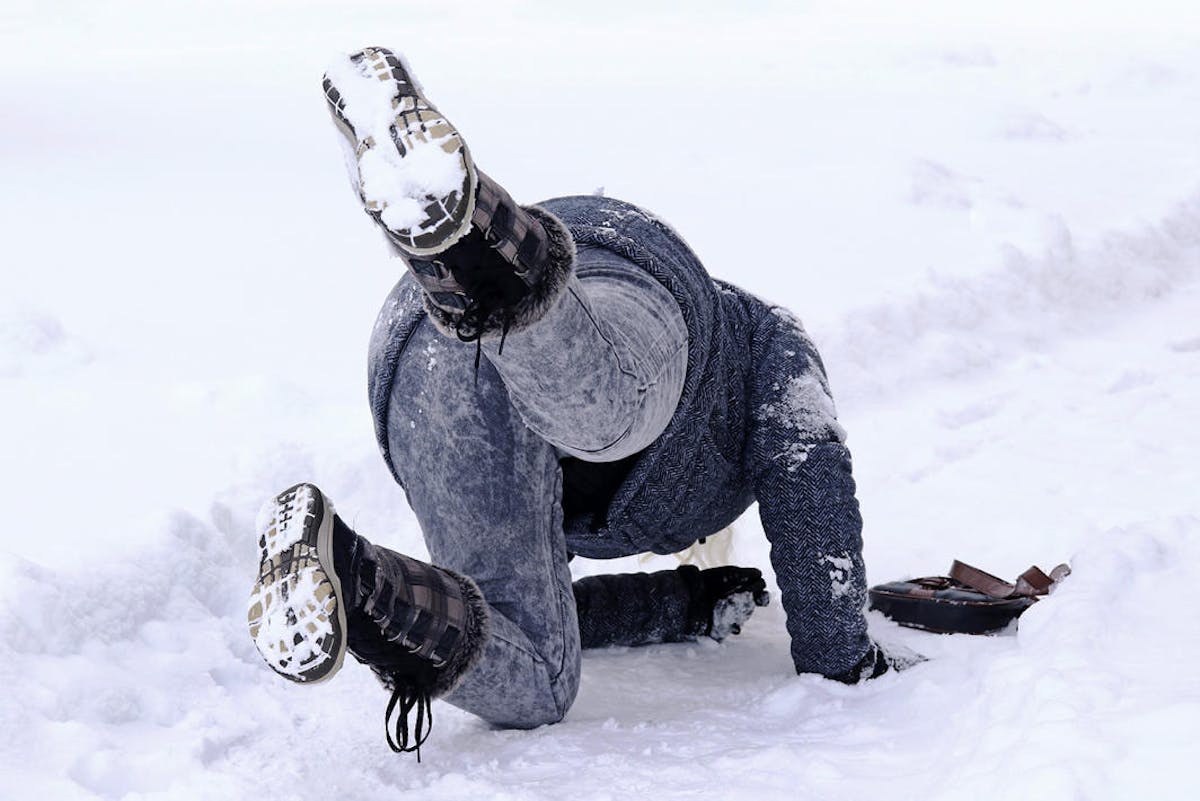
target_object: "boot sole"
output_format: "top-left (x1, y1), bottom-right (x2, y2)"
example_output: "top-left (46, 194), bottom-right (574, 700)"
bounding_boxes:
top-left (247, 483), bottom-right (348, 684)
top-left (323, 47), bottom-right (477, 256)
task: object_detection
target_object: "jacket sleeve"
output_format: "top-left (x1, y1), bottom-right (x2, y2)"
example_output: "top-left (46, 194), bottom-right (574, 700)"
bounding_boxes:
top-left (572, 566), bottom-right (706, 649)
top-left (746, 306), bottom-right (872, 678)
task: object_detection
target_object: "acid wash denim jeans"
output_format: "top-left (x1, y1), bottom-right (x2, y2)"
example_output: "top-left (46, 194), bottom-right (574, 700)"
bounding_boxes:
top-left (375, 247), bottom-right (686, 727)
top-left (368, 195), bottom-right (872, 728)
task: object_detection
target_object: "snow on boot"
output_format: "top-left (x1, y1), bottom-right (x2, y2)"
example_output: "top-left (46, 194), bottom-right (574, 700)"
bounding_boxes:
top-left (247, 483), bottom-right (348, 684)
top-left (322, 46), bottom-right (574, 343)
top-left (323, 47), bottom-right (475, 256)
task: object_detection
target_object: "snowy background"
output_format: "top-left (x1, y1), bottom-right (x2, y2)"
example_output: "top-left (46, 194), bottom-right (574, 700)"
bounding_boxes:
top-left (2, 1), bottom-right (1199, 798)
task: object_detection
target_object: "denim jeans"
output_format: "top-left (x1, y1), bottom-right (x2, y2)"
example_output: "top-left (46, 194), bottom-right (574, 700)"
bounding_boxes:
top-left (381, 243), bottom-right (688, 727)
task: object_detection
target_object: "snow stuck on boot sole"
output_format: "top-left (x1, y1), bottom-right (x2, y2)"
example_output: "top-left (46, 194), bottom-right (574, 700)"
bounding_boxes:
top-left (323, 48), bottom-right (474, 250)
top-left (247, 483), bottom-right (347, 684)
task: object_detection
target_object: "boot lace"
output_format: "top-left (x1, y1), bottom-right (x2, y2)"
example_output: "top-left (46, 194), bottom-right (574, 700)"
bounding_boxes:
top-left (447, 229), bottom-right (527, 382)
top-left (385, 681), bottom-right (434, 761)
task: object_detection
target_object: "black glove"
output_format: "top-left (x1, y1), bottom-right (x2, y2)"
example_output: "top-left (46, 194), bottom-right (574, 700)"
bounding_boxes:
top-left (689, 565), bottom-right (771, 641)
top-left (829, 641), bottom-right (926, 684)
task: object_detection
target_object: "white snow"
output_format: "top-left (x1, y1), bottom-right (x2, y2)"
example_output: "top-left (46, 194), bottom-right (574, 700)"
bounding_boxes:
top-left (256, 484), bottom-right (315, 559)
top-left (250, 562), bottom-right (336, 678)
top-left (709, 592), bottom-right (758, 641)
top-left (2, 2), bottom-right (1199, 799)
top-left (425, 339), bottom-right (440, 372)
top-left (324, 52), bottom-right (467, 232)
top-left (247, 486), bottom-right (339, 679)
top-left (757, 371), bottom-right (845, 470)
top-left (823, 554), bottom-right (857, 600)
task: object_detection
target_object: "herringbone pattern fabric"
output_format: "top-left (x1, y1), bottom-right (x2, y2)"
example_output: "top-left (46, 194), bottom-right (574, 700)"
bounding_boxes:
top-left (743, 305), bottom-right (869, 675)
top-left (753, 441), bottom-right (869, 675)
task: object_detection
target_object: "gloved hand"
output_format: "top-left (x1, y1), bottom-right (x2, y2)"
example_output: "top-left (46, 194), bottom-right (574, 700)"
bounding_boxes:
top-left (829, 640), bottom-right (926, 684)
top-left (693, 565), bottom-right (770, 641)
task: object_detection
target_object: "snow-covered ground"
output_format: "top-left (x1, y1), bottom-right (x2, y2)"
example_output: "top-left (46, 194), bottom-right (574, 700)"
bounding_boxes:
top-left (2, 2), bottom-right (1198, 798)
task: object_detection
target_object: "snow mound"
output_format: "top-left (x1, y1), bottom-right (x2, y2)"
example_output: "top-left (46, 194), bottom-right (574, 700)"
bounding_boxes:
top-left (0, 306), bottom-right (91, 378)
top-left (822, 191), bottom-right (1200, 404)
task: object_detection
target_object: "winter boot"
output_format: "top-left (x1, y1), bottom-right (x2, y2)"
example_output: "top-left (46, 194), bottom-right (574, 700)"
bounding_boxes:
top-left (322, 46), bottom-right (574, 344)
top-left (248, 483), bottom-right (489, 754)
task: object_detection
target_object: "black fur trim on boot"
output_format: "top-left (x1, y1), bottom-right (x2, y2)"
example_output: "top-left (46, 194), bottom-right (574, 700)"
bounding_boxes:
top-left (421, 203), bottom-right (576, 340)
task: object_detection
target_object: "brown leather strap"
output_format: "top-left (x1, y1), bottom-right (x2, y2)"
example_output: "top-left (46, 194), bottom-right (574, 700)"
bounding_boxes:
top-left (1015, 566), bottom-right (1053, 596)
top-left (949, 560), bottom-right (1071, 599)
top-left (949, 560), bottom-right (1015, 598)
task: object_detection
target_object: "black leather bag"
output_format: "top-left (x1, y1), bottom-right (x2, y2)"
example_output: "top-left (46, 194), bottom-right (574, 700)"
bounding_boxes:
top-left (868, 560), bottom-right (1070, 635)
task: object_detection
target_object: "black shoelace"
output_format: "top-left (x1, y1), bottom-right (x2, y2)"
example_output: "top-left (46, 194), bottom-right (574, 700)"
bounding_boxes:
top-left (385, 683), bottom-right (434, 761)
top-left (441, 226), bottom-right (530, 383)
top-left (454, 295), bottom-right (516, 384)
